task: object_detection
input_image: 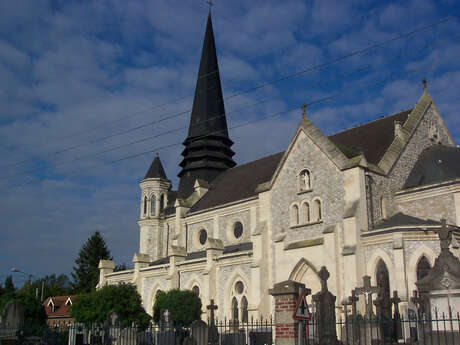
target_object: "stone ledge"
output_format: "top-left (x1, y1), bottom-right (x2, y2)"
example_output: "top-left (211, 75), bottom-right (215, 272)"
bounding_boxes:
top-left (285, 237), bottom-right (324, 250)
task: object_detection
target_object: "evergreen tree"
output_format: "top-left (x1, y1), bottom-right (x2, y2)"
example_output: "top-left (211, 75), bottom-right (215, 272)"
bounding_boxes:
top-left (4, 275), bottom-right (15, 295)
top-left (71, 231), bottom-right (112, 293)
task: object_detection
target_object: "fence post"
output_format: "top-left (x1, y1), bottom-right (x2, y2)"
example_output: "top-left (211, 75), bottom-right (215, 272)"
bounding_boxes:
top-left (269, 280), bottom-right (305, 345)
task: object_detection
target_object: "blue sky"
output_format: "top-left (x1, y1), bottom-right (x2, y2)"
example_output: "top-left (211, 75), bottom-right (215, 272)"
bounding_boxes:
top-left (1, 0), bottom-right (459, 286)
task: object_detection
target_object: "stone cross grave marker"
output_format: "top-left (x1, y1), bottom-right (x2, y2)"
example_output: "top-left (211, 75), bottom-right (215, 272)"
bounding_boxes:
top-left (391, 291), bottom-right (402, 340)
top-left (348, 290), bottom-right (359, 319)
top-left (355, 275), bottom-right (379, 318)
top-left (410, 290), bottom-right (426, 319)
top-left (206, 300), bottom-right (219, 345)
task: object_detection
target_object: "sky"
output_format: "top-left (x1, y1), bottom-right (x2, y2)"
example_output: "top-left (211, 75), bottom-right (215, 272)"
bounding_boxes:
top-left (1, 0), bottom-right (459, 287)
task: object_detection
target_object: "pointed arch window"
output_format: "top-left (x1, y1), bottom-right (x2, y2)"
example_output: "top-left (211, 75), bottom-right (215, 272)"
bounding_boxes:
top-left (232, 297), bottom-right (239, 321)
top-left (302, 202), bottom-right (310, 223)
top-left (143, 196), bottom-right (148, 215)
top-left (417, 256), bottom-right (431, 281)
top-left (376, 260), bottom-right (390, 301)
top-left (160, 194), bottom-right (165, 210)
top-left (150, 195), bottom-right (156, 215)
top-left (314, 199), bottom-right (322, 221)
top-left (241, 296), bottom-right (248, 323)
top-left (290, 204), bottom-right (299, 226)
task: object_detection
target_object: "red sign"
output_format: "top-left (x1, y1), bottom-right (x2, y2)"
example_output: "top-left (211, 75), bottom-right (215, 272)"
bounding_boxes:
top-left (293, 293), bottom-right (311, 320)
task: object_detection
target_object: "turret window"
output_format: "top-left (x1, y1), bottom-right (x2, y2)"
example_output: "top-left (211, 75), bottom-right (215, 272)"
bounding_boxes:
top-left (160, 194), bottom-right (165, 210)
top-left (150, 195), bottom-right (156, 215)
top-left (143, 196), bottom-right (148, 215)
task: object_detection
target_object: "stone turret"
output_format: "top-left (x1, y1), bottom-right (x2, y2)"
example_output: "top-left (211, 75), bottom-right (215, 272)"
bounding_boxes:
top-left (138, 153), bottom-right (171, 260)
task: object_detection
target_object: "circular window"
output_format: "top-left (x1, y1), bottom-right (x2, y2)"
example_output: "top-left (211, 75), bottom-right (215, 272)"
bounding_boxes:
top-left (235, 281), bottom-right (244, 294)
top-left (192, 285), bottom-right (200, 296)
top-left (233, 222), bottom-right (243, 239)
top-left (198, 229), bottom-right (207, 245)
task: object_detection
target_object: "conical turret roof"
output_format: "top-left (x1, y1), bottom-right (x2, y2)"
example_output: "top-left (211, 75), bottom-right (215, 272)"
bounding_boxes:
top-left (144, 153), bottom-right (167, 180)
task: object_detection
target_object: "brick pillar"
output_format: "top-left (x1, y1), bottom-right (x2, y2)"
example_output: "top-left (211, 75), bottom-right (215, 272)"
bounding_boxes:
top-left (269, 280), bottom-right (305, 345)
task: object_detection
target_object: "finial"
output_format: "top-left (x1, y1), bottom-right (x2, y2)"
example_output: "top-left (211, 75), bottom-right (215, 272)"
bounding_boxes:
top-left (207, 0), bottom-right (214, 10)
top-left (301, 103), bottom-right (307, 120)
top-left (422, 78), bottom-right (427, 92)
top-left (155, 152), bottom-right (159, 158)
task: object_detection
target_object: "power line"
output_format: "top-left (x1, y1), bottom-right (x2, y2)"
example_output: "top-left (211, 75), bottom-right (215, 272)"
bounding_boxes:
top-left (1, 30), bottom-right (458, 182)
top-left (2, 14), bottom-right (456, 173)
top-left (5, 59), bottom-right (430, 190)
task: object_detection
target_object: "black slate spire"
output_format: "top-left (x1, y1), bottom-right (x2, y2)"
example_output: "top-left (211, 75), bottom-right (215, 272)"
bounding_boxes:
top-left (178, 13), bottom-right (236, 199)
top-left (144, 153), bottom-right (167, 180)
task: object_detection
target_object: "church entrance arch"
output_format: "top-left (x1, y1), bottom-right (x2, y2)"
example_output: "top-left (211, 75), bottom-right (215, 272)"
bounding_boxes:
top-left (289, 258), bottom-right (321, 304)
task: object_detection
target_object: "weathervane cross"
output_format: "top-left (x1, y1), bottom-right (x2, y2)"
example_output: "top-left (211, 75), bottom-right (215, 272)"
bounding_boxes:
top-left (207, 0), bottom-right (214, 8)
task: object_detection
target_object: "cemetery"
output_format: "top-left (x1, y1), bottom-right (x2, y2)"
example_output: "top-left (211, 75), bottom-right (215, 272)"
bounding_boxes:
top-left (1, 226), bottom-right (459, 345)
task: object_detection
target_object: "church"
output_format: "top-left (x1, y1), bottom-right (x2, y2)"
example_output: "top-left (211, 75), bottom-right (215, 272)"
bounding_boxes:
top-left (98, 13), bottom-right (460, 321)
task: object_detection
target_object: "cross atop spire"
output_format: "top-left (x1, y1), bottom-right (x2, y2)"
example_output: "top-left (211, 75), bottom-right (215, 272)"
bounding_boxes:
top-left (422, 77), bottom-right (427, 92)
top-left (206, 0), bottom-right (214, 9)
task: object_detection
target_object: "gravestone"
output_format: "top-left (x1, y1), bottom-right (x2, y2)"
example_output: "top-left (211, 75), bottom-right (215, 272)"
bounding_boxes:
top-left (312, 266), bottom-right (338, 345)
top-left (222, 331), bottom-right (245, 345)
top-left (157, 330), bottom-right (175, 345)
top-left (0, 301), bottom-right (25, 343)
top-left (390, 290), bottom-right (402, 342)
top-left (249, 329), bottom-right (272, 345)
top-left (416, 219), bottom-right (460, 333)
top-left (206, 300), bottom-right (219, 345)
top-left (105, 311), bottom-right (120, 345)
top-left (373, 273), bottom-right (392, 343)
top-left (355, 276), bottom-right (379, 319)
top-left (191, 319), bottom-right (208, 345)
top-left (0, 301), bottom-right (24, 328)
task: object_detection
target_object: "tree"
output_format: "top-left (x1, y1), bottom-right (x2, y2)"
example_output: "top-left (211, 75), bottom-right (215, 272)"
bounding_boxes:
top-left (70, 283), bottom-right (150, 328)
top-left (71, 231), bottom-right (112, 293)
top-left (152, 289), bottom-right (202, 328)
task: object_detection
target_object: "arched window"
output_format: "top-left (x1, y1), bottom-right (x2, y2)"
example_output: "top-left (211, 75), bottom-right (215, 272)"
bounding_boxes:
top-left (290, 204), bottom-right (299, 226)
top-left (314, 199), bottom-right (322, 221)
top-left (150, 195), bottom-right (156, 215)
top-left (232, 297), bottom-right (239, 321)
top-left (376, 260), bottom-right (390, 304)
top-left (299, 170), bottom-right (311, 191)
top-left (380, 196), bottom-right (387, 220)
top-left (192, 285), bottom-right (200, 297)
top-left (160, 194), bottom-right (165, 210)
top-left (241, 296), bottom-right (248, 323)
top-left (417, 256), bottom-right (431, 281)
top-left (302, 202), bottom-right (310, 223)
top-left (143, 196), bottom-right (147, 215)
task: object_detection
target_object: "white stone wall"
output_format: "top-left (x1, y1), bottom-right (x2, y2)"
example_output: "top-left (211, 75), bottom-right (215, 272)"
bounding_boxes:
top-left (218, 209), bottom-right (251, 246)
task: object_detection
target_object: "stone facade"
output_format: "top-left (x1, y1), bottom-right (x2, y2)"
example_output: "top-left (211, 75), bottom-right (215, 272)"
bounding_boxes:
top-left (98, 91), bottom-right (460, 328)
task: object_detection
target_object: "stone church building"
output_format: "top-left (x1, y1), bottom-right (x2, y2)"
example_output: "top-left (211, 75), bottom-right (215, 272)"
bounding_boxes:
top-left (98, 13), bottom-right (460, 321)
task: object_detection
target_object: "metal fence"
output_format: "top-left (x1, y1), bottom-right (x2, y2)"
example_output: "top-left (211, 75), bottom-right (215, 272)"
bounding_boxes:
top-left (0, 318), bottom-right (273, 345)
top-left (1, 312), bottom-right (459, 345)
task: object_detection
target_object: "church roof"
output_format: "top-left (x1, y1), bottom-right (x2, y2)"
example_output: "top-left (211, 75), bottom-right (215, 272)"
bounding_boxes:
top-left (403, 144), bottom-right (460, 189)
top-left (189, 151), bottom-right (284, 213)
top-left (374, 212), bottom-right (441, 230)
top-left (328, 109), bottom-right (412, 164)
top-left (144, 153), bottom-right (167, 180)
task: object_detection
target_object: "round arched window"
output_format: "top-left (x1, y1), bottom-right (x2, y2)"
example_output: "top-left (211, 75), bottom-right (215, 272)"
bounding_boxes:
top-left (192, 285), bottom-right (200, 296)
top-left (235, 281), bottom-right (244, 294)
top-left (198, 229), bottom-right (207, 245)
top-left (233, 222), bottom-right (243, 239)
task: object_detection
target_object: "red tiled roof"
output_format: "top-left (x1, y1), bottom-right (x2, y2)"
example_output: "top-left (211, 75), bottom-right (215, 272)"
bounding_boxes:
top-left (43, 295), bottom-right (77, 318)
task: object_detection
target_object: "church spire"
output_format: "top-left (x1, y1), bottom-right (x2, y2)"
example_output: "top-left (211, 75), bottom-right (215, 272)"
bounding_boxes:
top-left (178, 12), bottom-right (236, 199)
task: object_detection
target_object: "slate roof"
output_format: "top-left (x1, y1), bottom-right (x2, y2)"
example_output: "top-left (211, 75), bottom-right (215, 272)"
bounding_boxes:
top-left (144, 153), bottom-right (167, 180)
top-left (189, 151), bottom-right (284, 212)
top-left (374, 212), bottom-right (440, 230)
top-left (403, 145), bottom-right (460, 189)
top-left (328, 109), bottom-right (412, 164)
top-left (43, 296), bottom-right (76, 319)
